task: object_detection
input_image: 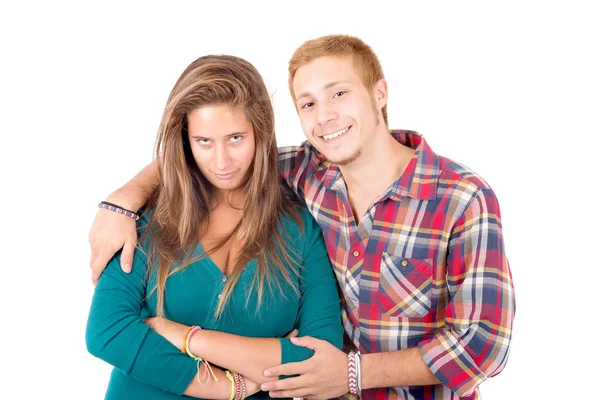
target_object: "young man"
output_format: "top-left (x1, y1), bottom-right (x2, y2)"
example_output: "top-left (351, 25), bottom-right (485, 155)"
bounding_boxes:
top-left (89, 35), bottom-right (515, 400)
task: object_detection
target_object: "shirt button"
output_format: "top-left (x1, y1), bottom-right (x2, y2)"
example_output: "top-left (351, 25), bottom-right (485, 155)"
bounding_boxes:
top-left (353, 250), bottom-right (360, 257)
top-left (221, 276), bottom-right (227, 282)
top-left (218, 294), bottom-right (222, 299)
top-left (401, 260), bottom-right (408, 267)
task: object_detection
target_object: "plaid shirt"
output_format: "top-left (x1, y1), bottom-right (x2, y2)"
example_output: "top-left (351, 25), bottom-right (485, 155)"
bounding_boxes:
top-left (279, 130), bottom-right (515, 400)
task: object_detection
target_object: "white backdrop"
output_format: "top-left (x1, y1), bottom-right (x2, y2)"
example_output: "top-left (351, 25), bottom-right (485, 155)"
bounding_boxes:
top-left (1, 1), bottom-right (598, 399)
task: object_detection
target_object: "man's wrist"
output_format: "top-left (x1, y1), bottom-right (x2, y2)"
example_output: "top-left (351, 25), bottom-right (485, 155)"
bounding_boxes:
top-left (106, 188), bottom-right (142, 212)
top-left (359, 352), bottom-right (372, 390)
top-left (347, 351), bottom-right (361, 396)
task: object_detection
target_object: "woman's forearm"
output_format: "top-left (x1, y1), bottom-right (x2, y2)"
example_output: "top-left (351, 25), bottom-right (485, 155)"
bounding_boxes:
top-left (190, 330), bottom-right (281, 384)
top-left (183, 364), bottom-right (233, 399)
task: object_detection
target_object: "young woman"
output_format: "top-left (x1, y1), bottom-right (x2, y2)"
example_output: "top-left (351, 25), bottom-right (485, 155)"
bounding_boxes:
top-left (85, 55), bottom-right (342, 400)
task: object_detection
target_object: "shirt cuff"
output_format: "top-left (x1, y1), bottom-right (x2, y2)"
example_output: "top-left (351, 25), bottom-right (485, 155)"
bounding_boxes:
top-left (418, 330), bottom-right (487, 397)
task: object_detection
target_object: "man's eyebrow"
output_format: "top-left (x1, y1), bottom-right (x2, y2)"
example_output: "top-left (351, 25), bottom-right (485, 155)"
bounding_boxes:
top-left (295, 80), bottom-right (353, 102)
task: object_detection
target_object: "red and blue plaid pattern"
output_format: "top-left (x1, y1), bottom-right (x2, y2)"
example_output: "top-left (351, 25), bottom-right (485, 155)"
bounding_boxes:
top-left (279, 131), bottom-right (515, 400)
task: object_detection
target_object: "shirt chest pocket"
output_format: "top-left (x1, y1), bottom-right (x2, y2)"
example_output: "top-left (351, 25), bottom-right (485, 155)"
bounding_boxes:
top-left (378, 253), bottom-right (434, 318)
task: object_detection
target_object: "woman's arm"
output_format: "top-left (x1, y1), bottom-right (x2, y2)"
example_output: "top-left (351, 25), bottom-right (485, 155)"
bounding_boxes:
top-left (86, 246), bottom-right (235, 398)
top-left (146, 318), bottom-right (281, 385)
top-left (147, 209), bottom-right (343, 385)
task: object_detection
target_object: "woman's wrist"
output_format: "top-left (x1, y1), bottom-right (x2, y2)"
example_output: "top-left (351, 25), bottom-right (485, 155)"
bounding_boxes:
top-left (189, 328), bottom-right (208, 358)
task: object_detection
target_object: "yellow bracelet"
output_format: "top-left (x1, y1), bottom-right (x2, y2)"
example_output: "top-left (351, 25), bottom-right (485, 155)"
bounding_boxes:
top-left (225, 370), bottom-right (235, 400)
top-left (181, 326), bottom-right (194, 353)
top-left (185, 327), bottom-right (202, 359)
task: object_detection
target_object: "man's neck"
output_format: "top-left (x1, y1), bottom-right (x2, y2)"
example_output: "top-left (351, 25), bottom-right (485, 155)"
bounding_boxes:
top-left (339, 130), bottom-right (415, 220)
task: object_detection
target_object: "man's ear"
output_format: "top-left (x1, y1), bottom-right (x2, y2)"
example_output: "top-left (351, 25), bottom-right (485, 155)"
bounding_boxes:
top-left (373, 78), bottom-right (388, 109)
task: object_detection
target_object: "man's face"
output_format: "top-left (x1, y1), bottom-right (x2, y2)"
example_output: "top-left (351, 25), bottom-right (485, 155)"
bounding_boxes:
top-left (292, 56), bottom-right (383, 165)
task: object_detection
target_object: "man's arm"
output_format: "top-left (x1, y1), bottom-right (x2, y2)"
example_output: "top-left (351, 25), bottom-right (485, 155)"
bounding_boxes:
top-left (417, 187), bottom-right (515, 396)
top-left (259, 339), bottom-right (439, 399)
top-left (89, 159), bottom-right (159, 284)
top-left (90, 143), bottom-right (311, 285)
top-left (361, 348), bottom-right (439, 388)
top-left (261, 188), bottom-right (515, 399)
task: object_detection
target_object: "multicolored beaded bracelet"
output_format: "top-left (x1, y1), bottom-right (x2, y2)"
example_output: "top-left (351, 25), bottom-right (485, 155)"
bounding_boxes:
top-left (98, 201), bottom-right (140, 220)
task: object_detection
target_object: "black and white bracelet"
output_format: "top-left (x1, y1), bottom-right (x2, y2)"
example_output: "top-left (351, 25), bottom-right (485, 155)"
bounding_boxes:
top-left (98, 201), bottom-right (140, 221)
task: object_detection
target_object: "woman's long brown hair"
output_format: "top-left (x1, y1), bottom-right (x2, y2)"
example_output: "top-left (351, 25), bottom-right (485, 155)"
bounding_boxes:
top-left (143, 55), bottom-right (302, 318)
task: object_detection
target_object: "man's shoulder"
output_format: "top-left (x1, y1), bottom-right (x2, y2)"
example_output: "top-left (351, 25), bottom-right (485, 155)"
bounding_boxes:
top-left (436, 155), bottom-right (497, 201)
top-left (279, 141), bottom-right (328, 161)
top-left (278, 141), bottom-right (329, 180)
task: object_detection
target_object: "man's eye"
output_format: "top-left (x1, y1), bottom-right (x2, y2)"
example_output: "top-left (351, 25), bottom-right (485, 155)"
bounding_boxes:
top-left (301, 102), bottom-right (314, 109)
top-left (334, 91), bottom-right (346, 98)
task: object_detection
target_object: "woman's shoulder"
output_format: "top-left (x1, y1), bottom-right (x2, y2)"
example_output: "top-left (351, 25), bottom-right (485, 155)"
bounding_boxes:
top-left (134, 207), bottom-right (155, 250)
top-left (279, 205), bottom-right (320, 241)
top-left (279, 179), bottom-right (319, 233)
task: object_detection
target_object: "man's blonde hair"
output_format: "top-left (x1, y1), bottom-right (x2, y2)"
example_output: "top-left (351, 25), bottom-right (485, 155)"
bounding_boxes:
top-left (288, 34), bottom-right (388, 126)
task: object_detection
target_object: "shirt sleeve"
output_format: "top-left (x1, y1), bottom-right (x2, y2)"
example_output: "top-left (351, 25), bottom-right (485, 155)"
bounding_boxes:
top-left (278, 143), bottom-right (313, 199)
top-left (85, 246), bottom-right (197, 395)
top-left (418, 187), bottom-right (515, 397)
top-left (279, 209), bottom-right (344, 363)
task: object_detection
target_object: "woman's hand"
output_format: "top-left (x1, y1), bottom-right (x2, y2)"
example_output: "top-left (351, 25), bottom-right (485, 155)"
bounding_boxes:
top-left (144, 317), bottom-right (189, 351)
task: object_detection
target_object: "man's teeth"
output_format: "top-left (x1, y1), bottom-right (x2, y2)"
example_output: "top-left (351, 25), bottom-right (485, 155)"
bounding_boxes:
top-left (323, 127), bottom-right (349, 140)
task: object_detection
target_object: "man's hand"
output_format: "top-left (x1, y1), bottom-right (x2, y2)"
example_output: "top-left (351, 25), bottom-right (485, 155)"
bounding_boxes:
top-left (144, 317), bottom-right (189, 350)
top-left (284, 329), bottom-right (299, 339)
top-left (89, 197), bottom-right (138, 284)
top-left (261, 336), bottom-right (348, 400)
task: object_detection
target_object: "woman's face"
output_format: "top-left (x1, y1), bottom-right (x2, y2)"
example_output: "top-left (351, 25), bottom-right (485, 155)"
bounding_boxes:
top-left (187, 105), bottom-right (255, 193)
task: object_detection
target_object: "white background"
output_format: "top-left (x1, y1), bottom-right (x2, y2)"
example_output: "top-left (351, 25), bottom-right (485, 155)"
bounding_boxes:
top-left (1, 1), bottom-right (598, 399)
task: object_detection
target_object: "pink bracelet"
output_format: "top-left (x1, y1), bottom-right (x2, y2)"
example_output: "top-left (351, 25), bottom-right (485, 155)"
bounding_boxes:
top-left (184, 326), bottom-right (218, 385)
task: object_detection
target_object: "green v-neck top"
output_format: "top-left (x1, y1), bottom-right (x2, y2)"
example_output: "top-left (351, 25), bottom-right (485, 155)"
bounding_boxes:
top-left (86, 207), bottom-right (343, 399)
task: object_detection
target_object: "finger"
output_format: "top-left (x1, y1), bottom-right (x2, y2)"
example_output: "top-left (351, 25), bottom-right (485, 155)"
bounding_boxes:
top-left (121, 239), bottom-right (135, 273)
top-left (91, 250), bottom-right (112, 283)
top-left (91, 270), bottom-right (100, 286)
top-left (263, 360), bottom-right (311, 379)
top-left (290, 336), bottom-right (322, 351)
top-left (268, 387), bottom-right (312, 399)
top-left (89, 250), bottom-right (99, 269)
top-left (261, 375), bottom-right (309, 393)
top-left (284, 329), bottom-right (299, 339)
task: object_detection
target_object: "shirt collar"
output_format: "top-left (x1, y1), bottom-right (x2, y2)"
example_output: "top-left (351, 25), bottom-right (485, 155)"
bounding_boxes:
top-left (319, 130), bottom-right (440, 201)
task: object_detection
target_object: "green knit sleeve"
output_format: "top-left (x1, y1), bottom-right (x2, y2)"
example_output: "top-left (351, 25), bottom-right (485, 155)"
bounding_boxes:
top-left (85, 240), bottom-right (197, 395)
top-left (279, 209), bottom-right (343, 364)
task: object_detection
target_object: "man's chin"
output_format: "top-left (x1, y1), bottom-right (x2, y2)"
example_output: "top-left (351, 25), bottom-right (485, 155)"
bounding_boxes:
top-left (325, 151), bottom-right (362, 166)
